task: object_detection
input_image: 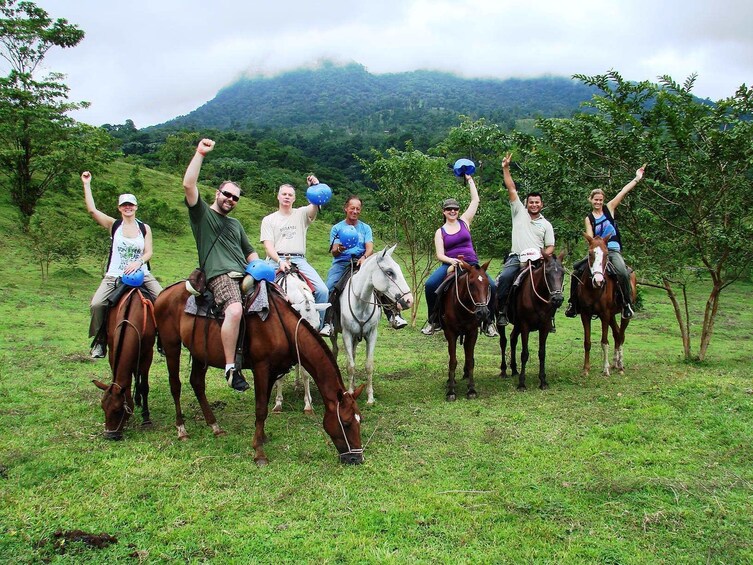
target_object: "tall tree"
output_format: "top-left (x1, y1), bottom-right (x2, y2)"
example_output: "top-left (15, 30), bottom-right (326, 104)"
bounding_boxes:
top-left (0, 1), bottom-right (110, 218)
top-left (532, 71), bottom-right (753, 361)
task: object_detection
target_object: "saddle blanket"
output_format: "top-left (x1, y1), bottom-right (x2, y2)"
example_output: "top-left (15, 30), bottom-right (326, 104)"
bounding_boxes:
top-left (185, 281), bottom-right (270, 321)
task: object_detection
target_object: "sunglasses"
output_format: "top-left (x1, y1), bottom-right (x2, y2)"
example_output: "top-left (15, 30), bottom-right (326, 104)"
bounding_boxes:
top-left (220, 190), bottom-right (240, 202)
top-left (444, 208), bottom-right (460, 212)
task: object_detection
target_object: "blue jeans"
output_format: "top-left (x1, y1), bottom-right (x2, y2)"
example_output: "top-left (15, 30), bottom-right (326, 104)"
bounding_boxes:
top-left (496, 254), bottom-right (521, 313)
top-left (424, 263), bottom-right (496, 319)
top-left (267, 257), bottom-right (328, 326)
top-left (326, 260), bottom-right (356, 293)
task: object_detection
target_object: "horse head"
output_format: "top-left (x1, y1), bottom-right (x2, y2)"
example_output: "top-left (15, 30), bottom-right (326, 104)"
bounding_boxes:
top-left (584, 234), bottom-right (610, 288)
top-left (372, 244), bottom-right (414, 311)
top-left (457, 259), bottom-right (492, 322)
top-left (544, 251), bottom-right (566, 308)
top-left (93, 379), bottom-right (133, 440)
top-left (283, 272), bottom-right (328, 329)
top-left (323, 384), bottom-right (366, 464)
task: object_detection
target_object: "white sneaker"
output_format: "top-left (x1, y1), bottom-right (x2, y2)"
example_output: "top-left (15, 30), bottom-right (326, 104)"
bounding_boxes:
top-left (90, 343), bottom-right (106, 359)
top-left (391, 314), bottom-right (408, 329)
top-left (482, 323), bottom-right (499, 338)
top-left (421, 322), bottom-right (440, 336)
top-left (319, 323), bottom-right (333, 337)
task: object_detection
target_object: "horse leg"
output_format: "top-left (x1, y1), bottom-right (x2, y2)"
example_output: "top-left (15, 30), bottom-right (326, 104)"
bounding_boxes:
top-left (498, 326), bottom-right (508, 378)
top-left (538, 330), bottom-right (549, 390)
top-left (163, 342), bottom-right (189, 440)
top-left (188, 358), bottom-right (224, 436)
top-left (600, 317), bottom-right (611, 376)
top-left (517, 330), bottom-right (529, 391)
top-left (464, 331), bottom-right (478, 399)
top-left (612, 318), bottom-right (629, 374)
top-left (251, 364), bottom-right (272, 466)
top-left (272, 376), bottom-right (284, 413)
top-left (446, 333), bottom-right (458, 401)
top-left (510, 328), bottom-right (520, 376)
top-left (581, 314), bottom-right (592, 376)
top-left (364, 330), bottom-right (377, 405)
top-left (138, 347), bottom-right (154, 426)
top-left (342, 331), bottom-right (358, 395)
top-left (302, 368), bottom-right (314, 415)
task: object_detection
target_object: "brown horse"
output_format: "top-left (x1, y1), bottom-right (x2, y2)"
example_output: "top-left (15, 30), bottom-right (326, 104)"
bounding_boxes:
top-left (154, 281), bottom-right (365, 466)
top-left (498, 252), bottom-right (565, 390)
top-left (92, 287), bottom-right (157, 440)
top-left (440, 260), bottom-right (492, 401)
top-left (576, 235), bottom-right (636, 376)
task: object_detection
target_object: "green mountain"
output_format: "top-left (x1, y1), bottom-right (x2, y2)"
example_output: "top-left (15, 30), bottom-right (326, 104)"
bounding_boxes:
top-left (157, 61), bottom-right (596, 134)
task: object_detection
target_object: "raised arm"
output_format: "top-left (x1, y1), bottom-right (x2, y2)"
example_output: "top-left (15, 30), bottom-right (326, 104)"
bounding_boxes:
top-left (460, 175), bottom-right (480, 226)
top-left (305, 174), bottom-right (319, 221)
top-left (183, 139), bottom-right (214, 207)
top-left (501, 152), bottom-right (519, 203)
top-left (607, 164), bottom-right (646, 215)
top-left (82, 171), bottom-right (115, 230)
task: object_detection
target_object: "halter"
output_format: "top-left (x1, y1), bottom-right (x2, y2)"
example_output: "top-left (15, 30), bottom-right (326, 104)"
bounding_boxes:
top-left (453, 266), bottom-right (491, 314)
top-left (586, 244), bottom-right (610, 288)
top-left (336, 399), bottom-right (364, 461)
top-left (526, 257), bottom-right (565, 304)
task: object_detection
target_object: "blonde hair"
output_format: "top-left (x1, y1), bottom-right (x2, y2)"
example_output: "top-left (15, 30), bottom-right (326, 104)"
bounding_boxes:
top-left (588, 188), bottom-right (605, 202)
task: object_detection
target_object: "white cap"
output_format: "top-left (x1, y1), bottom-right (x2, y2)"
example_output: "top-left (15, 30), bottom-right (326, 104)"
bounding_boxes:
top-left (118, 193), bottom-right (137, 206)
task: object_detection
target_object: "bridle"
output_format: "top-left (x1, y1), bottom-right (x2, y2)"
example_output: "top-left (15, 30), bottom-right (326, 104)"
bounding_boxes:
top-left (453, 266), bottom-right (491, 314)
top-left (526, 257), bottom-right (565, 304)
top-left (336, 399), bottom-right (364, 462)
top-left (346, 255), bottom-right (411, 333)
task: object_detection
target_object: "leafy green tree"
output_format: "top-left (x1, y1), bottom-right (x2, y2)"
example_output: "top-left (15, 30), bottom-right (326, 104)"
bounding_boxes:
top-left (359, 143), bottom-right (454, 324)
top-left (533, 71), bottom-right (753, 361)
top-left (0, 1), bottom-right (111, 219)
top-left (27, 209), bottom-right (82, 279)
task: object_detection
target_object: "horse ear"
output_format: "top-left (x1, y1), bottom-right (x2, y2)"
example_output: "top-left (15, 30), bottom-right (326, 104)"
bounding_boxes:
top-left (386, 243), bottom-right (397, 256)
top-left (352, 383), bottom-right (366, 400)
top-left (92, 379), bottom-right (109, 391)
top-left (604, 233), bottom-right (612, 244)
top-left (481, 260), bottom-right (491, 272)
top-left (583, 233), bottom-right (593, 243)
top-left (557, 250), bottom-right (566, 262)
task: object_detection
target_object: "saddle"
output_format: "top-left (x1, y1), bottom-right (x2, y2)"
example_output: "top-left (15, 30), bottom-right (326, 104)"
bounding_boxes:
top-left (275, 264), bottom-right (316, 295)
top-left (91, 280), bottom-right (156, 349)
top-left (327, 261), bottom-right (360, 328)
top-left (183, 279), bottom-right (271, 322)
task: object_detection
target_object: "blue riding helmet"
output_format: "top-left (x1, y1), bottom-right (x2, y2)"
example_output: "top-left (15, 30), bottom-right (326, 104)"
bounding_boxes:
top-left (245, 259), bottom-right (275, 282)
top-left (453, 158), bottom-right (476, 177)
top-left (306, 183), bottom-right (332, 205)
top-left (121, 269), bottom-right (145, 287)
top-left (338, 224), bottom-right (359, 249)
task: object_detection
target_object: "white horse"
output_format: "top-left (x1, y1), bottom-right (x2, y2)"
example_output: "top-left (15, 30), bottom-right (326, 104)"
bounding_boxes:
top-left (331, 244), bottom-right (413, 405)
top-left (272, 269), bottom-right (329, 414)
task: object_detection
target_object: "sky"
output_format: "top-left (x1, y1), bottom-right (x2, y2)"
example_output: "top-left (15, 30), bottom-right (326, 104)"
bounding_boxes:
top-left (16, 0), bottom-right (753, 128)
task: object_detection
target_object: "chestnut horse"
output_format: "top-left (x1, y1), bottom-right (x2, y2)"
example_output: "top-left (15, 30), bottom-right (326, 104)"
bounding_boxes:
top-left (154, 281), bottom-right (364, 466)
top-left (92, 287), bottom-right (157, 440)
top-left (440, 260), bottom-right (492, 401)
top-left (576, 235), bottom-right (637, 376)
top-left (498, 253), bottom-right (565, 390)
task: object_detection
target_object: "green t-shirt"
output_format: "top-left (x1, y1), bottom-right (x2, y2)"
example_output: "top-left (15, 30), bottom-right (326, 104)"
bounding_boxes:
top-left (187, 198), bottom-right (254, 280)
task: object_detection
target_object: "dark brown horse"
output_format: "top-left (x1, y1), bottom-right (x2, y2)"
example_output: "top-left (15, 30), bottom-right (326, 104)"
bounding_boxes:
top-left (576, 235), bottom-right (637, 376)
top-left (440, 260), bottom-right (492, 401)
top-left (92, 287), bottom-right (157, 440)
top-left (154, 281), bottom-right (365, 466)
top-left (498, 252), bottom-right (565, 390)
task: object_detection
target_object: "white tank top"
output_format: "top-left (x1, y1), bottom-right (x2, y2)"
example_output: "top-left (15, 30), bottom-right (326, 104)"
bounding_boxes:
top-left (105, 223), bottom-right (150, 277)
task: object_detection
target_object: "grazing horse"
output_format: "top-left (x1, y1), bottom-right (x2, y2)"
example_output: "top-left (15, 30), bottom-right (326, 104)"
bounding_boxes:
top-left (92, 286), bottom-right (157, 440)
top-left (330, 245), bottom-right (413, 405)
top-left (441, 260), bottom-right (492, 401)
top-left (498, 252), bottom-right (565, 390)
top-left (154, 281), bottom-right (364, 466)
top-left (272, 267), bottom-right (329, 415)
top-left (576, 235), bottom-right (637, 376)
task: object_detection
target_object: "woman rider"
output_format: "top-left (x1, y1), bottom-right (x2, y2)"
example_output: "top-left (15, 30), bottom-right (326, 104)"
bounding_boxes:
top-left (421, 173), bottom-right (497, 336)
top-left (564, 164), bottom-right (645, 320)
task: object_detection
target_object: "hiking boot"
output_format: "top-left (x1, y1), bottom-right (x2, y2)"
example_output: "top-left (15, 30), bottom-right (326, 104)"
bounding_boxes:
top-left (319, 323), bottom-right (333, 337)
top-left (622, 303), bottom-right (634, 319)
top-left (421, 321), bottom-right (440, 336)
top-left (564, 302), bottom-right (577, 318)
top-left (497, 312), bottom-right (509, 327)
top-left (390, 313), bottom-right (408, 330)
top-left (90, 342), bottom-right (106, 359)
top-left (482, 322), bottom-right (499, 338)
top-left (226, 368), bottom-right (250, 392)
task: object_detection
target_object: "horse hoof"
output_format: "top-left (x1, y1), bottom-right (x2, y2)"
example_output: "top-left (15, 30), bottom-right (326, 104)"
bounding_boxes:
top-left (499, 372), bottom-right (508, 379)
top-left (467, 391), bottom-right (477, 400)
top-left (178, 434), bottom-right (189, 441)
top-left (366, 400), bottom-right (375, 406)
top-left (141, 420), bottom-right (153, 428)
top-left (446, 394), bottom-right (456, 402)
top-left (213, 429), bottom-right (227, 437)
top-left (303, 408), bottom-right (315, 416)
top-left (255, 457), bottom-right (269, 467)
top-left (516, 386), bottom-right (527, 392)
top-left (272, 406), bottom-right (282, 414)
top-left (539, 383), bottom-right (549, 390)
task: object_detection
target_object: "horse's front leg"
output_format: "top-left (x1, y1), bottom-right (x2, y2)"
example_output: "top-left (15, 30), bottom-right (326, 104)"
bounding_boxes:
top-left (463, 330), bottom-right (478, 399)
top-left (364, 327), bottom-right (378, 405)
top-left (581, 314), bottom-right (592, 376)
top-left (600, 317), bottom-right (611, 376)
top-left (538, 330), bottom-right (549, 390)
top-left (272, 376), bottom-right (284, 413)
top-left (446, 332), bottom-right (459, 401)
top-left (342, 330), bottom-right (358, 395)
top-left (189, 357), bottom-right (223, 436)
top-left (137, 370), bottom-right (152, 427)
top-left (301, 367), bottom-right (314, 415)
top-left (164, 345), bottom-right (188, 440)
top-left (611, 317), bottom-right (628, 374)
top-left (498, 326), bottom-right (508, 378)
top-left (510, 327), bottom-right (520, 377)
top-left (252, 364), bottom-right (272, 466)
top-left (517, 330), bottom-right (530, 391)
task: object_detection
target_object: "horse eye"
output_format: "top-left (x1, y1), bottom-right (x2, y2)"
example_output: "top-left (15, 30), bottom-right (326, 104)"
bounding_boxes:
top-left (386, 270), bottom-right (394, 278)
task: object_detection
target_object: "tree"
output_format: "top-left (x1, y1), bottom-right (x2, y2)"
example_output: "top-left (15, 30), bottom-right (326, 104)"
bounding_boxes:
top-left (359, 143), bottom-right (454, 324)
top-left (0, 1), bottom-right (111, 219)
top-left (532, 71), bottom-right (753, 361)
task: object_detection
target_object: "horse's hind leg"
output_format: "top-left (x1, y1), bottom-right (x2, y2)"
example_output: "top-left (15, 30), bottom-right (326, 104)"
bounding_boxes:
top-left (612, 319), bottom-right (629, 374)
top-left (600, 318), bottom-right (611, 376)
top-left (272, 377), bottom-right (284, 413)
top-left (464, 331), bottom-right (478, 399)
top-left (517, 330), bottom-right (529, 390)
top-left (189, 357), bottom-right (224, 436)
top-left (342, 332), bottom-right (359, 396)
top-left (364, 330), bottom-right (378, 405)
top-left (446, 334), bottom-right (458, 401)
top-left (499, 327), bottom-right (508, 378)
top-left (538, 331), bottom-right (549, 390)
top-left (138, 347), bottom-right (154, 426)
top-left (581, 315), bottom-right (592, 376)
top-left (302, 367), bottom-right (314, 415)
top-left (509, 328), bottom-right (520, 377)
top-left (164, 344), bottom-right (189, 440)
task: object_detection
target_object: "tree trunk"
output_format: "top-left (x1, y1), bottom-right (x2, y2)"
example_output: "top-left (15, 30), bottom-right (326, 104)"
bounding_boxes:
top-left (698, 281), bottom-right (723, 362)
top-left (662, 277), bottom-right (692, 360)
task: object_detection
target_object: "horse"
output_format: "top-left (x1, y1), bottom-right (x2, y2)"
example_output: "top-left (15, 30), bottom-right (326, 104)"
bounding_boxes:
top-left (92, 286), bottom-right (157, 440)
top-left (330, 245), bottom-right (413, 405)
top-left (272, 267), bottom-right (329, 415)
top-left (154, 281), bottom-right (364, 466)
top-left (576, 235), bottom-right (637, 376)
top-left (498, 252), bottom-right (565, 390)
top-left (440, 260), bottom-right (492, 401)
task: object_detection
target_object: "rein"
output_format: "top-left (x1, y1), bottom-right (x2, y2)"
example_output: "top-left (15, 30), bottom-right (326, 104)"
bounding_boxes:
top-left (453, 267), bottom-right (491, 314)
top-left (527, 259), bottom-right (565, 304)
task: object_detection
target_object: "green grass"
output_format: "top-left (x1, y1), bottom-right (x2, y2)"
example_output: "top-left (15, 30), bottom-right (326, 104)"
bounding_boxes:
top-left (1, 163), bottom-right (752, 563)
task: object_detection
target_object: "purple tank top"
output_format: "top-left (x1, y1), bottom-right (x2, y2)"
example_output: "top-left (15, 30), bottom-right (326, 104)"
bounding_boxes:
top-left (442, 220), bottom-right (478, 264)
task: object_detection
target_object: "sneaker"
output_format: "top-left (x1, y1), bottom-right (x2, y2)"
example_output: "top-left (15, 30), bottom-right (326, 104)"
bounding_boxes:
top-left (90, 342), bottom-right (106, 359)
top-left (622, 304), bottom-right (634, 319)
top-left (226, 368), bottom-right (250, 392)
top-left (564, 302), bottom-right (578, 318)
top-left (319, 323), bottom-right (333, 337)
top-left (390, 313), bottom-right (408, 329)
top-left (482, 322), bottom-right (499, 338)
top-left (421, 321), bottom-right (440, 336)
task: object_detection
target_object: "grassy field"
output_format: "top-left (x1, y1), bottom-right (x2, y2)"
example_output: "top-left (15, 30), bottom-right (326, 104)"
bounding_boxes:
top-left (1, 164), bottom-right (752, 563)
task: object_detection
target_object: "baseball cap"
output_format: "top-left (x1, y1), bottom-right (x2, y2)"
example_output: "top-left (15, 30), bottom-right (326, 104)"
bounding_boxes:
top-left (442, 198), bottom-right (460, 210)
top-left (118, 193), bottom-right (138, 206)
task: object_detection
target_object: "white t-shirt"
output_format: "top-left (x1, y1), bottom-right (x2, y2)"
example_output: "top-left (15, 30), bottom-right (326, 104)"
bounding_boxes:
top-left (105, 223), bottom-right (150, 276)
top-left (260, 207), bottom-right (312, 255)
top-left (510, 198), bottom-right (555, 255)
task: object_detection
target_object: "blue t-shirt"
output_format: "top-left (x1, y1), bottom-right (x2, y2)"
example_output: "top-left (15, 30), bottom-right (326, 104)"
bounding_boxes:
top-left (593, 215), bottom-right (621, 251)
top-left (330, 220), bottom-right (373, 263)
